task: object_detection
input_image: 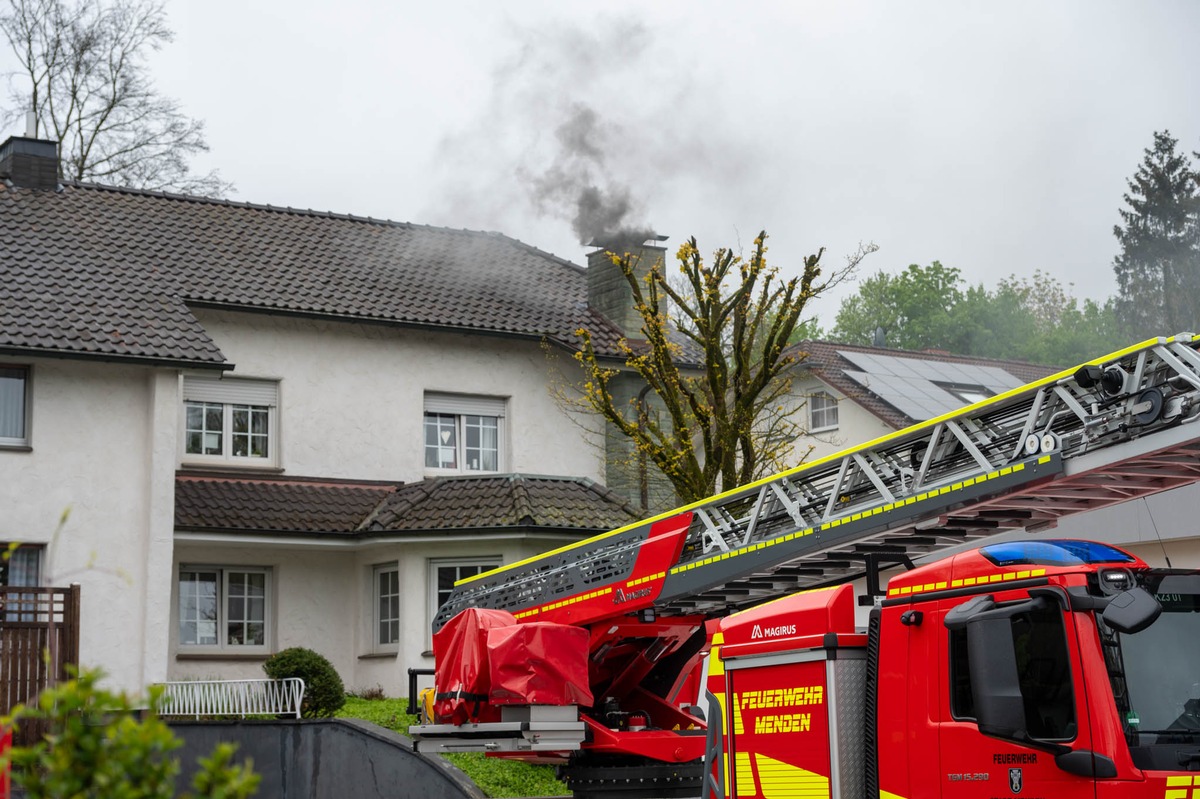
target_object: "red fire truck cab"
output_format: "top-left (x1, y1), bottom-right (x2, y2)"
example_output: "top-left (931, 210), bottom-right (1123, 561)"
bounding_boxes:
top-left (706, 539), bottom-right (1200, 798)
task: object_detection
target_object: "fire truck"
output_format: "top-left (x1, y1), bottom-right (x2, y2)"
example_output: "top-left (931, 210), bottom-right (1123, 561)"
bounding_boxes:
top-left (412, 334), bottom-right (1200, 798)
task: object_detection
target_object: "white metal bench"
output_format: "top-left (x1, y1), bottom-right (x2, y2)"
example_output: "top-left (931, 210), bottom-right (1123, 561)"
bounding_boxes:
top-left (155, 678), bottom-right (306, 719)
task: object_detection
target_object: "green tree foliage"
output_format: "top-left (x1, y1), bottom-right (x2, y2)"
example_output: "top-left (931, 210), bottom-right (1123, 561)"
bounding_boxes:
top-left (573, 232), bottom-right (873, 503)
top-left (1111, 130), bottom-right (1200, 339)
top-left (830, 261), bottom-right (965, 351)
top-left (829, 263), bottom-right (1121, 366)
top-left (262, 647), bottom-right (346, 718)
top-left (1, 669), bottom-right (259, 798)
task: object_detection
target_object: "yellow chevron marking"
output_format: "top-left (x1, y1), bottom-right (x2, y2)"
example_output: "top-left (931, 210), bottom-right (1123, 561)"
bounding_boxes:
top-left (754, 754), bottom-right (829, 799)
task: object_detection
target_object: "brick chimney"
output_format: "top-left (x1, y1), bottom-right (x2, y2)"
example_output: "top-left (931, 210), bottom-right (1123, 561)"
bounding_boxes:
top-left (586, 234), bottom-right (669, 337)
top-left (0, 136), bottom-right (59, 190)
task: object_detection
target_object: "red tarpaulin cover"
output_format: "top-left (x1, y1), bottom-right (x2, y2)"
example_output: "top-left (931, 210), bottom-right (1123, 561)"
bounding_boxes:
top-left (487, 623), bottom-right (593, 707)
top-left (432, 608), bottom-right (516, 724)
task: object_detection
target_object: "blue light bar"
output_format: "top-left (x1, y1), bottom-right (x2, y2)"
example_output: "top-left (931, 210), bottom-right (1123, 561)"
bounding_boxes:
top-left (980, 540), bottom-right (1136, 568)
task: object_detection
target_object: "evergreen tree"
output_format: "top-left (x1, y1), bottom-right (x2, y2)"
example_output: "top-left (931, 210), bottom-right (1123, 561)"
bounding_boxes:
top-left (1112, 130), bottom-right (1200, 339)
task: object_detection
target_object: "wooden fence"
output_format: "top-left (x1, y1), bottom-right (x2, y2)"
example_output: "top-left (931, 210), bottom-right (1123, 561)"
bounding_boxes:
top-left (0, 585), bottom-right (81, 746)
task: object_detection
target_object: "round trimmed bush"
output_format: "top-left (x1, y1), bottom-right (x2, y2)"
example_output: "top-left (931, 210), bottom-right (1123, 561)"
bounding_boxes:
top-left (263, 647), bottom-right (346, 718)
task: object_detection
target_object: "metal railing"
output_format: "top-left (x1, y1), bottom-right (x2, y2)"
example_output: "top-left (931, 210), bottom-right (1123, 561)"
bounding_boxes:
top-left (156, 678), bottom-right (306, 719)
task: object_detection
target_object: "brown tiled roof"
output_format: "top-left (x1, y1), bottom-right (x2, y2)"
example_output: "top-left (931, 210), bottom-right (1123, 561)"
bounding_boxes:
top-left (0, 181), bottom-right (626, 365)
top-left (173, 472), bottom-right (639, 537)
top-left (790, 340), bottom-right (1062, 429)
top-left (366, 474), bottom-right (641, 533)
top-left (175, 473), bottom-right (400, 533)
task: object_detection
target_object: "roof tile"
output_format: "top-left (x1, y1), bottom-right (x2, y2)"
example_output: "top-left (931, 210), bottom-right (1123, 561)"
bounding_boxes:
top-left (173, 472), bottom-right (639, 537)
top-left (1, 182), bottom-right (625, 364)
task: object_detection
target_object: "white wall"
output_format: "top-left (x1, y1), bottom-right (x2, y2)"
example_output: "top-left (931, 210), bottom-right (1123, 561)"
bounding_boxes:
top-left (170, 533), bottom-right (580, 697)
top-left (0, 357), bottom-right (179, 693)
top-left (162, 313), bottom-right (612, 697)
top-left (788, 375), bottom-right (894, 467)
top-left (191, 310), bottom-right (605, 484)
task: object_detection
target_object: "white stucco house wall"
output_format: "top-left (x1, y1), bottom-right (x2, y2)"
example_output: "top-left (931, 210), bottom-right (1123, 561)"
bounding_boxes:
top-left (0, 135), bottom-right (649, 696)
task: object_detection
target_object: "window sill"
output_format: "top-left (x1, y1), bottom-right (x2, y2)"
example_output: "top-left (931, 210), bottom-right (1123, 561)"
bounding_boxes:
top-left (422, 463), bottom-right (501, 475)
top-left (0, 444), bottom-right (32, 453)
top-left (809, 425), bottom-right (839, 434)
top-left (179, 463), bottom-right (284, 475)
top-left (358, 652), bottom-right (398, 660)
top-left (175, 652), bottom-right (272, 662)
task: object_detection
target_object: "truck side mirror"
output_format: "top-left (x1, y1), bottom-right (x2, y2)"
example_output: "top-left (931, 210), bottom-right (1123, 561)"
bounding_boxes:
top-left (943, 594), bottom-right (1050, 742)
top-left (963, 615), bottom-right (1027, 739)
top-left (1101, 587), bottom-right (1161, 634)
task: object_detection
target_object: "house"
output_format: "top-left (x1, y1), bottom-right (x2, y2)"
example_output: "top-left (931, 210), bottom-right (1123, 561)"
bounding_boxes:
top-left (0, 135), bottom-right (655, 696)
top-left (7, 129), bottom-right (1197, 702)
top-left (785, 338), bottom-right (1200, 568)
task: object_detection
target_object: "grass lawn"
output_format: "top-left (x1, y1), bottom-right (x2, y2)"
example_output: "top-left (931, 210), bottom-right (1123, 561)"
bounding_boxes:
top-left (336, 696), bottom-right (569, 798)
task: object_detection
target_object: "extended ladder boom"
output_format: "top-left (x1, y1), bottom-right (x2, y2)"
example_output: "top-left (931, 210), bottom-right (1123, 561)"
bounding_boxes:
top-left (435, 335), bottom-right (1200, 629)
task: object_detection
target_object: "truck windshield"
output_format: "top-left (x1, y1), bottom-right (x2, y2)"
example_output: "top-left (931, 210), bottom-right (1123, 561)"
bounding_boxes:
top-left (1103, 574), bottom-right (1200, 745)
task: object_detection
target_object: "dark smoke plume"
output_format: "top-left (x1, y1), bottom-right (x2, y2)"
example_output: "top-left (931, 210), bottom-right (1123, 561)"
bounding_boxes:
top-left (527, 103), bottom-right (653, 248)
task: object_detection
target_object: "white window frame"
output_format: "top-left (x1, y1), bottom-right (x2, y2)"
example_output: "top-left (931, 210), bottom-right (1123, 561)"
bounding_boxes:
top-left (809, 390), bottom-right (839, 432)
top-left (423, 393), bottom-right (506, 474)
top-left (0, 364), bottom-right (31, 448)
top-left (373, 563), bottom-right (401, 652)
top-left (428, 557), bottom-right (501, 634)
top-left (182, 376), bottom-right (279, 468)
top-left (176, 565), bottom-right (273, 655)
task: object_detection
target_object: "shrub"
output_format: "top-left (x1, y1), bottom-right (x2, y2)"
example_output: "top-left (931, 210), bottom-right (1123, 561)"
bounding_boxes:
top-left (262, 647), bottom-right (345, 718)
top-left (1, 669), bottom-right (259, 798)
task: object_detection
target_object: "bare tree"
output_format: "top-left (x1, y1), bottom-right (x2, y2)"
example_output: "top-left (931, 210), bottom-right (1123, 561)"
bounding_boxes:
top-left (574, 232), bottom-right (874, 505)
top-left (1, 0), bottom-right (231, 196)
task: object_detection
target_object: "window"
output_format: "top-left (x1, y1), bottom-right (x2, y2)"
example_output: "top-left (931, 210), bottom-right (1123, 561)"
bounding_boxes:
top-left (429, 558), bottom-right (500, 627)
top-left (937, 383), bottom-right (993, 405)
top-left (423, 393), bottom-right (506, 473)
top-left (1, 543), bottom-right (42, 622)
top-left (1, 543), bottom-right (40, 586)
top-left (0, 365), bottom-right (30, 447)
top-left (949, 601), bottom-right (1076, 740)
top-left (177, 566), bottom-right (271, 652)
top-left (374, 564), bottom-right (401, 649)
top-left (809, 391), bottom-right (839, 431)
top-left (182, 376), bottom-right (278, 466)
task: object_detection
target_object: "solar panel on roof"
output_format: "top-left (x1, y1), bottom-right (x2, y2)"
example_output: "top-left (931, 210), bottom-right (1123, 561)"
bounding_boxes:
top-left (843, 370), bottom-right (961, 421)
top-left (838, 349), bottom-right (1029, 422)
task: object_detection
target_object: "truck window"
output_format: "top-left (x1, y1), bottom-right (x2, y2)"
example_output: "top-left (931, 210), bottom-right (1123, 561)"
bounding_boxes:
top-left (949, 602), bottom-right (1077, 741)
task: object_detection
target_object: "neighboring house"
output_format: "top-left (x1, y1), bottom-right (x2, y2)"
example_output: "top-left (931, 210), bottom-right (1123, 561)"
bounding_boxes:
top-left (0, 135), bottom-right (648, 695)
top-left (788, 339), bottom-right (1059, 462)
top-left (787, 339), bottom-right (1200, 568)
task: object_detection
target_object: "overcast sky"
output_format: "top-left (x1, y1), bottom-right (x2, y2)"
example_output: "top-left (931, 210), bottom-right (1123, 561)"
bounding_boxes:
top-left (5, 1), bottom-right (1199, 327)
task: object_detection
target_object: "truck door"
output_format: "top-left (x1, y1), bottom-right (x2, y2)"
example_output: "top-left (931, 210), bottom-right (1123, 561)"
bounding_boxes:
top-left (936, 589), bottom-right (1097, 799)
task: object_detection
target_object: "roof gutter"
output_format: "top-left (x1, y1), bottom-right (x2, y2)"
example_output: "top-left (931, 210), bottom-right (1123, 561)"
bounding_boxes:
top-left (174, 528), bottom-right (591, 549)
top-left (0, 345), bottom-right (231, 371)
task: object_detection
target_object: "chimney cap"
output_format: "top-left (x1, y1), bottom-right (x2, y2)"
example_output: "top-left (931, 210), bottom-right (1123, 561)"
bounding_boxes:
top-left (0, 135), bottom-right (60, 190)
top-left (0, 135), bottom-right (57, 159)
top-left (586, 232), bottom-right (668, 249)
